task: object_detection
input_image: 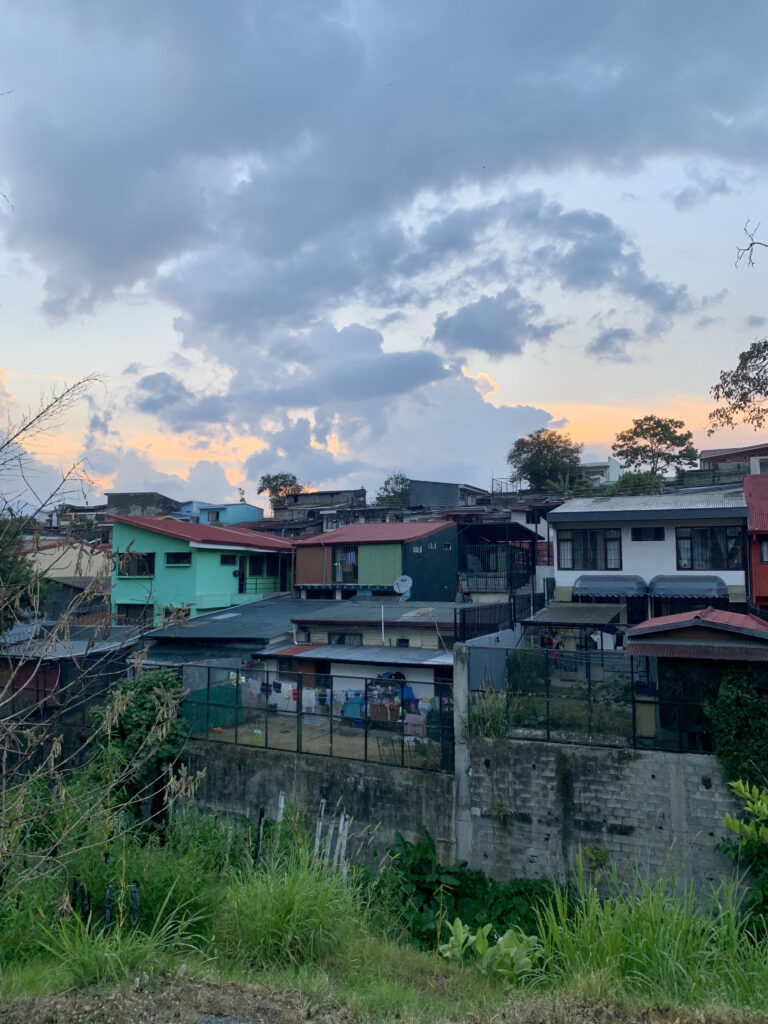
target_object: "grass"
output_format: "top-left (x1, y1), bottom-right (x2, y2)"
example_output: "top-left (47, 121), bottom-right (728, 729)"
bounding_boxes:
top-left (534, 860), bottom-right (768, 1009)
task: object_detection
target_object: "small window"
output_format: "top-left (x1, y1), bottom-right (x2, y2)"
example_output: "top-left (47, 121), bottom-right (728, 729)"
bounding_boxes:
top-left (396, 638), bottom-right (410, 648)
top-left (428, 541), bottom-right (437, 550)
top-left (220, 554), bottom-right (237, 566)
top-left (163, 605), bottom-right (190, 620)
top-left (631, 527), bottom-right (665, 542)
top-left (208, 509), bottom-right (220, 522)
top-left (761, 539), bottom-right (768, 563)
top-left (412, 545), bottom-right (422, 553)
top-left (165, 551), bottom-right (191, 566)
top-left (443, 543), bottom-right (452, 551)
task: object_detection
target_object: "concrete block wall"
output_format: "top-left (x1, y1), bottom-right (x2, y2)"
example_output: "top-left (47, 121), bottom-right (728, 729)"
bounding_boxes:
top-left (187, 741), bottom-right (456, 862)
top-left (457, 737), bottom-right (740, 888)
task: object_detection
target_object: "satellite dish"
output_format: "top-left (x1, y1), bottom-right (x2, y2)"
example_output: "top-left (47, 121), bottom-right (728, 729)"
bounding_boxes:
top-left (393, 575), bottom-right (413, 595)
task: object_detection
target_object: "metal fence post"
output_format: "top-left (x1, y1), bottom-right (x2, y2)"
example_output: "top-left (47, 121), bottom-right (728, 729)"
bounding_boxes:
top-left (297, 673), bottom-right (303, 753)
top-left (364, 679), bottom-right (369, 762)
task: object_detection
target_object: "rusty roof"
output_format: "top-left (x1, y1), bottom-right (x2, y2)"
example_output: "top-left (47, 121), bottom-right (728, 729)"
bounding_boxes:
top-left (628, 605), bottom-right (768, 639)
top-left (110, 515), bottom-right (293, 550)
top-left (293, 520), bottom-right (454, 546)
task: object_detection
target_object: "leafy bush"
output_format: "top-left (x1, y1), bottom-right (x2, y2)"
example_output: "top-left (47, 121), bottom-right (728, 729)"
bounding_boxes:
top-left (387, 827), bottom-right (554, 948)
top-left (438, 917), bottom-right (540, 984)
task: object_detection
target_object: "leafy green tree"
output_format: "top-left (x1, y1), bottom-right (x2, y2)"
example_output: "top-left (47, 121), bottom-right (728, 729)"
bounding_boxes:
top-left (256, 473), bottom-right (305, 509)
top-left (375, 471), bottom-right (410, 507)
top-left (607, 472), bottom-right (664, 496)
top-left (611, 415), bottom-right (698, 475)
top-left (92, 668), bottom-right (188, 824)
top-left (709, 339), bottom-right (768, 433)
top-left (506, 430), bottom-right (583, 492)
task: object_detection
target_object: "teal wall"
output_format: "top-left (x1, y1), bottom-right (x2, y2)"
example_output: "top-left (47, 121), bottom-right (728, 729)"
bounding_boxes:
top-left (199, 503), bottom-right (263, 525)
top-left (111, 522), bottom-right (281, 623)
top-left (357, 543), bottom-right (402, 585)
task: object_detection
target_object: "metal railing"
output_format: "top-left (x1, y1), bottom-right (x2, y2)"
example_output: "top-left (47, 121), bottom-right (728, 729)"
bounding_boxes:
top-left (468, 647), bottom-right (720, 753)
top-left (182, 667), bottom-right (454, 772)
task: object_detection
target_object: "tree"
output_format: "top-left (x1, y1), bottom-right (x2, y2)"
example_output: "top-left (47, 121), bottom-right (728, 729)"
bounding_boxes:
top-left (709, 339), bottom-right (768, 433)
top-left (611, 415), bottom-right (698, 475)
top-left (607, 472), bottom-right (664, 496)
top-left (506, 429), bottom-right (583, 492)
top-left (256, 473), bottom-right (305, 509)
top-left (375, 471), bottom-right (410, 507)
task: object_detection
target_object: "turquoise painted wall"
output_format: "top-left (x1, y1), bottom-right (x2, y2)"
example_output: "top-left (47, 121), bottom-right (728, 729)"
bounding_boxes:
top-left (111, 522), bottom-right (281, 623)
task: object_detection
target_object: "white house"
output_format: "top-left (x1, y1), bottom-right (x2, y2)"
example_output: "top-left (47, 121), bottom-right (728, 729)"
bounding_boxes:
top-left (579, 456), bottom-right (622, 486)
top-left (547, 491), bottom-right (748, 622)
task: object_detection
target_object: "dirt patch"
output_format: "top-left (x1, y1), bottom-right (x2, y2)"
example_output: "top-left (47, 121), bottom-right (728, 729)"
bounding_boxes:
top-left (0, 979), bottom-right (352, 1024)
top-left (1, 983), bottom-right (765, 1024)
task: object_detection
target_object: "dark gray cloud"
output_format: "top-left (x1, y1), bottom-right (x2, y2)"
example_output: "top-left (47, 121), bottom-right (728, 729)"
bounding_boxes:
top-left (746, 315), bottom-right (768, 329)
top-left (433, 287), bottom-right (560, 356)
top-left (586, 327), bottom-right (635, 362)
top-left (670, 169), bottom-right (732, 211)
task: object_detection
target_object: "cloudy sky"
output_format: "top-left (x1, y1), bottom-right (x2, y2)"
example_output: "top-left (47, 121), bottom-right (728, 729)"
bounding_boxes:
top-left (2, 1), bottom-right (768, 507)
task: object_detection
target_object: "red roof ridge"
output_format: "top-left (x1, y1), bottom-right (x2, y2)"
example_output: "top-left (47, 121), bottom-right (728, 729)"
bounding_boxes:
top-left (110, 514), bottom-right (294, 549)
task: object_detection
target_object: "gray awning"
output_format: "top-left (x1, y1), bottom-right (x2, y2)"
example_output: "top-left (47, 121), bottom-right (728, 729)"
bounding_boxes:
top-left (573, 574), bottom-right (646, 598)
top-left (648, 575), bottom-right (728, 598)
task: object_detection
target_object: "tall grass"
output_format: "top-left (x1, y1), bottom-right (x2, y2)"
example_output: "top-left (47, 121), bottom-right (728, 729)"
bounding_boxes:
top-left (215, 847), bottom-right (366, 969)
top-left (535, 859), bottom-right (768, 1009)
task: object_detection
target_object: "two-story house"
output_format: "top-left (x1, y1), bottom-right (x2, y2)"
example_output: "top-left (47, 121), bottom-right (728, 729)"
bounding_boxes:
top-left (547, 492), bottom-right (748, 623)
top-left (110, 516), bottom-right (293, 625)
top-left (293, 521), bottom-right (458, 601)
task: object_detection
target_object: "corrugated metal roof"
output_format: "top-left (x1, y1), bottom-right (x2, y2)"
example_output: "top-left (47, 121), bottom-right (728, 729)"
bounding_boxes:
top-left (629, 605), bottom-right (768, 634)
top-left (146, 597), bottom-right (339, 642)
top-left (291, 600), bottom-right (462, 627)
top-left (110, 515), bottom-right (293, 550)
top-left (548, 491), bottom-right (746, 523)
top-left (626, 641), bottom-right (768, 661)
top-left (647, 575), bottom-right (728, 599)
top-left (293, 520), bottom-right (454, 546)
top-left (743, 475), bottom-right (768, 531)
top-left (526, 602), bottom-right (624, 626)
top-left (283, 644), bottom-right (453, 666)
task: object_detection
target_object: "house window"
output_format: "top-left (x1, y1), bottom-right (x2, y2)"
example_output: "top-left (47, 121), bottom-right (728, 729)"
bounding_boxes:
top-left (328, 632), bottom-right (362, 646)
top-left (165, 551), bottom-right (191, 566)
top-left (428, 541), bottom-right (437, 550)
top-left (118, 552), bottom-right (155, 577)
top-left (333, 545), bottom-right (358, 583)
top-left (248, 555), bottom-right (264, 576)
top-left (556, 529), bottom-right (622, 571)
top-left (163, 605), bottom-right (190, 620)
top-left (631, 527), bottom-right (665, 542)
top-left (412, 545), bottom-right (423, 553)
top-left (761, 538), bottom-right (768, 563)
top-left (396, 638), bottom-right (410, 648)
top-left (675, 526), bottom-right (742, 571)
top-left (444, 543), bottom-right (452, 551)
top-left (220, 554), bottom-right (237, 566)
top-left (207, 510), bottom-right (221, 522)
top-left (116, 603), bottom-right (153, 624)
top-left (525, 510), bottom-right (539, 525)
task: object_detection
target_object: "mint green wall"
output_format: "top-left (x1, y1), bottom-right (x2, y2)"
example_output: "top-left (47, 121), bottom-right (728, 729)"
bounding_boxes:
top-left (111, 522), bottom-right (281, 623)
top-left (357, 543), bottom-right (402, 585)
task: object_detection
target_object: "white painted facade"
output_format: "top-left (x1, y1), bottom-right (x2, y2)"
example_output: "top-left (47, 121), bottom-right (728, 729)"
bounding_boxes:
top-left (553, 516), bottom-right (746, 592)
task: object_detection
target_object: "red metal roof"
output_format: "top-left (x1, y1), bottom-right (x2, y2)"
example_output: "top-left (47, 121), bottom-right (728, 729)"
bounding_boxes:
top-left (744, 475), bottom-right (768, 532)
top-left (629, 605), bottom-right (768, 634)
top-left (266, 644), bottom-right (323, 656)
top-left (294, 520), bottom-right (454, 546)
top-left (110, 515), bottom-right (293, 550)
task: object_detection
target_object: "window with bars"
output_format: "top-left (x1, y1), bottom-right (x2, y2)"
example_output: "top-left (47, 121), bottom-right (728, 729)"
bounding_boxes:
top-left (118, 552), bottom-right (155, 577)
top-left (165, 551), bottom-right (191, 566)
top-left (557, 529), bottom-right (622, 570)
top-left (675, 526), bottom-right (742, 571)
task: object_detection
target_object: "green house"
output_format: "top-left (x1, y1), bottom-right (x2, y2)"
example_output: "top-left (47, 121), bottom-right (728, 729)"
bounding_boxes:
top-left (110, 516), bottom-right (293, 625)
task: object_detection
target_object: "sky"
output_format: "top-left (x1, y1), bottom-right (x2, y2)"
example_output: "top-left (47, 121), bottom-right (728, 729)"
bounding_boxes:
top-left (1, 1), bottom-right (768, 509)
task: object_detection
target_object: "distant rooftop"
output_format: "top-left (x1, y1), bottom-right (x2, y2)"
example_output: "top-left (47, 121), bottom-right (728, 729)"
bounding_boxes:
top-left (146, 596), bottom-right (339, 643)
top-left (292, 600), bottom-right (463, 627)
top-left (260, 643), bottom-right (453, 667)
